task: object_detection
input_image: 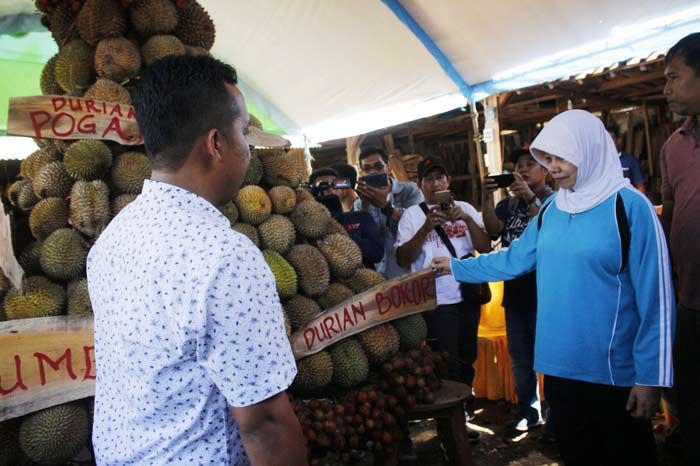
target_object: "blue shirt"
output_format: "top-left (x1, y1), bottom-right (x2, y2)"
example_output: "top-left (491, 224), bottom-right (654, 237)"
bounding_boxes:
top-left (619, 151), bottom-right (646, 186)
top-left (451, 188), bottom-right (674, 387)
top-left (87, 180), bottom-right (296, 465)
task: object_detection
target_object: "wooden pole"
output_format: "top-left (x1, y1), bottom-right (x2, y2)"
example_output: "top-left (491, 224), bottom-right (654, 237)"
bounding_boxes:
top-left (345, 135), bottom-right (366, 170)
top-left (643, 103), bottom-right (654, 177)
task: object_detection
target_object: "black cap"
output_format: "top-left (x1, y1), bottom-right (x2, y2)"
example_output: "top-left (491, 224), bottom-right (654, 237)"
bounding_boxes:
top-left (417, 156), bottom-right (449, 180)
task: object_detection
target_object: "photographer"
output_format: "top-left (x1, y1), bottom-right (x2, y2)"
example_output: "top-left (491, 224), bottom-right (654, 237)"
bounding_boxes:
top-left (395, 156), bottom-right (491, 390)
top-left (354, 146), bottom-right (424, 279)
top-left (482, 148), bottom-right (553, 432)
top-left (309, 168), bottom-right (383, 268)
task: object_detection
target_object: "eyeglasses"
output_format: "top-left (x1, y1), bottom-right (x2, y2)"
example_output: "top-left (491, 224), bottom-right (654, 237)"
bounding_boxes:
top-left (361, 161), bottom-right (386, 173)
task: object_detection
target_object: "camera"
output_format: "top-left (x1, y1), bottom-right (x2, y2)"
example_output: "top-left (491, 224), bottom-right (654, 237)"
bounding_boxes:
top-left (302, 177), bottom-right (352, 198)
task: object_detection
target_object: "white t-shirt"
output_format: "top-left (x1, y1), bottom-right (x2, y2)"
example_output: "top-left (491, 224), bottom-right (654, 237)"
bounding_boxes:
top-left (396, 200), bottom-right (484, 305)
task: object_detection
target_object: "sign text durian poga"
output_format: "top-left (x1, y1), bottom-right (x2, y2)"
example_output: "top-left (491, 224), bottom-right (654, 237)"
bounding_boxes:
top-left (289, 269), bottom-right (437, 359)
top-left (7, 95), bottom-right (143, 145)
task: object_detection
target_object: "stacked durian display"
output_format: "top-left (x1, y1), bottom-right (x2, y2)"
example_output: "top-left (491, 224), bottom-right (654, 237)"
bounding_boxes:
top-left (0, 1), bottom-right (433, 464)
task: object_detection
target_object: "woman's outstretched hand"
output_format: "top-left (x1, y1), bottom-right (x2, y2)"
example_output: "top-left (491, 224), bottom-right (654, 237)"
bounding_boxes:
top-left (431, 257), bottom-right (453, 276)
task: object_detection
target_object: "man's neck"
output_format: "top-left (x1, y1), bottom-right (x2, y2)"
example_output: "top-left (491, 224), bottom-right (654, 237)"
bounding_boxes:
top-left (152, 170), bottom-right (223, 206)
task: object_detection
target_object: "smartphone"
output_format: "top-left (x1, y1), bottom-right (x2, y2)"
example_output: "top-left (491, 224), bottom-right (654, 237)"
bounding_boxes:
top-left (490, 173), bottom-right (516, 188)
top-left (433, 190), bottom-right (452, 211)
top-left (359, 173), bottom-right (389, 188)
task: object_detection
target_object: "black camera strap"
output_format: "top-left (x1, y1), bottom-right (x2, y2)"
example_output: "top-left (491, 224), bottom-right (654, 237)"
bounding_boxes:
top-left (418, 202), bottom-right (458, 259)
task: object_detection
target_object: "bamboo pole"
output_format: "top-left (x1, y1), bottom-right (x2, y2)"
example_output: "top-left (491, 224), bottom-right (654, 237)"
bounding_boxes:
top-left (643, 103), bottom-right (654, 177)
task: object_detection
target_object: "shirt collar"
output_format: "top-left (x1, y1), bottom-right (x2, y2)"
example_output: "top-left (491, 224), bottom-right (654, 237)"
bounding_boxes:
top-left (679, 116), bottom-right (697, 134)
top-left (141, 179), bottom-right (229, 228)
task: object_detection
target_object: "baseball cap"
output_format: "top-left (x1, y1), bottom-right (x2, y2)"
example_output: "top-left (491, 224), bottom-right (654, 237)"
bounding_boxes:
top-left (417, 156), bottom-right (449, 180)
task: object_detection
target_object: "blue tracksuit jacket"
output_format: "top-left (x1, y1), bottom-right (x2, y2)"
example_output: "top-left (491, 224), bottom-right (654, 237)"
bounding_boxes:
top-left (451, 188), bottom-right (675, 387)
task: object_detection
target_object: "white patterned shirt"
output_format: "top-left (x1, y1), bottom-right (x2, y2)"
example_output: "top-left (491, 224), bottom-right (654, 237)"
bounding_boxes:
top-left (87, 180), bottom-right (296, 466)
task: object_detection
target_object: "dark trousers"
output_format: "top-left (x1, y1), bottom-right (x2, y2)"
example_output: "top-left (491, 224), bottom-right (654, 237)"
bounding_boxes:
top-left (424, 301), bottom-right (481, 386)
top-left (544, 375), bottom-right (658, 466)
top-left (505, 302), bottom-right (540, 421)
top-left (675, 304), bottom-right (700, 466)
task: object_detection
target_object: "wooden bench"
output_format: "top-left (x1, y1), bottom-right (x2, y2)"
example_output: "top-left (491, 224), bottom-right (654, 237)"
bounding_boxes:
top-left (376, 380), bottom-right (475, 466)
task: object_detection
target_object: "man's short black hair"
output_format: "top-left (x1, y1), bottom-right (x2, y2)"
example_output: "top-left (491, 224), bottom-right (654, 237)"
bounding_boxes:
top-left (133, 55), bottom-right (240, 171)
top-left (666, 33), bottom-right (700, 75)
top-left (309, 167), bottom-right (339, 185)
top-left (330, 163), bottom-right (358, 187)
top-left (509, 148), bottom-right (534, 164)
top-left (606, 125), bottom-right (620, 139)
top-left (359, 146), bottom-right (388, 163)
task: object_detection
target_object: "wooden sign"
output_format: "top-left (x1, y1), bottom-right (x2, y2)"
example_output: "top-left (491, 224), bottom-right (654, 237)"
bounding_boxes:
top-left (290, 269), bottom-right (437, 359)
top-left (7, 95), bottom-right (143, 145)
top-left (0, 316), bottom-right (95, 421)
top-left (0, 270), bottom-right (437, 420)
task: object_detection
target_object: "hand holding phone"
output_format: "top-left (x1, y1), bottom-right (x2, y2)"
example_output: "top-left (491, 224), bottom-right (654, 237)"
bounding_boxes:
top-left (433, 190), bottom-right (453, 211)
top-left (359, 173), bottom-right (389, 188)
top-left (489, 173), bottom-right (516, 188)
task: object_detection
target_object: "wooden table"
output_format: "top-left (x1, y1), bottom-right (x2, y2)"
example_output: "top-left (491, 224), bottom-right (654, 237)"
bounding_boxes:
top-left (374, 380), bottom-right (475, 466)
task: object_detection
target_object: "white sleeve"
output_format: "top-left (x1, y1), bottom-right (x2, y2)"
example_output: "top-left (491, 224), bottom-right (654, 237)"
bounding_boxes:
top-left (395, 206), bottom-right (423, 247)
top-left (460, 201), bottom-right (485, 229)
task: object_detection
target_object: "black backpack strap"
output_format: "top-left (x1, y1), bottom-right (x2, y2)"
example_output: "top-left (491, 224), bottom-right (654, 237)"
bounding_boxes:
top-left (419, 202), bottom-right (458, 258)
top-left (615, 193), bottom-right (631, 273)
top-left (536, 200), bottom-right (552, 230)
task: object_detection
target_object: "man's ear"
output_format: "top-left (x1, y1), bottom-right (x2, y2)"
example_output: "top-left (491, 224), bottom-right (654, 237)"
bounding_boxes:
top-left (446, 175), bottom-right (452, 185)
top-left (204, 128), bottom-right (224, 162)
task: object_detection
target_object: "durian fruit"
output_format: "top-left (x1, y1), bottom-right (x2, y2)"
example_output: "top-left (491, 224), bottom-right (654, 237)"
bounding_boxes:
top-left (285, 244), bottom-right (330, 298)
top-left (111, 151), bottom-right (151, 194)
top-left (0, 418), bottom-right (23, 466)
top-left (32, 162), bottom-right (72, 199)
top-left (357, 323), bottom-right (400, 364)
top-left (289, 200), bottom-right (331, 240)
top-left (3, 276), bottom-right (65, 320)
top-left (40, 228), bottom-right (89, 281)
top-left (249, 114), bottom-right (263, 130)
top-left (76, 0), bottom-right (127, 45)
top-left (260, 151), bottom-right (302, 188)
top-left (67, 279), bottom-right (92, 316)
top-left (141, 34), bottom-right (185, 66)
top-left (345, 268), bottom-right (385, 294)
top-left (279, 309), bottom-right (291, 337)
top-left (84, 78), bottom-right (131, 105)
top-left (8, 180), bottom-right (39, 211)
top-left (329, 338), bottom-right (370, 388)
top-left (29, 197), bottom-right (69, 240)
top-left (111, 193), bottom-right (138, 216)
top-left (232, 223), bottom-right (259, 247)
top-left (268, 186), bottom-right (297, 215)
top-left (184, 45), bottom-right (210, 57)
top-left (318, 233), bottom-right (363, 278)
top-left (64, 140), bottom-right (113, 180)
top-left (18, 242), bottom-right (43, 277)
top-left (392, 314), bottom-right (428, 350)
top-left (49, 3), bottom-right (78, 47)
top-left (19, 402), bottom-right (89, 465)
top-left (218, 202), bottom-right (238, 226)
top-left (95, 37), bottom-right (142, 82)
top-left (316, 283), bottom-right (354, 310)
top-left (20, 147), bottom-right (61, 180)
top-left (292, 351), bottom-right (333, 393)
top-left (54, 39), bottom-right (95, 93)
top-left (70, 180), bottom-right (110, 237)
top-left (258, 215), bottom-right (295, 255)
top-left (174, 0), bottom-right (216, 50)
top-left (234, 185), bottom-right (272, 226)
top-left (262, 250), bottom-right (298, 301)
top-left (324, 217), bottom-right (348, 237)
top-left (243, 157), bottom-right (263, 186)
top-left (284, 295), bottom-right (322, 332)
top-left (40, 54), bottom-right (62, 95)
top-left (295, 187), bottom-right (315, 204)
top-left (129, 0), bottom-right (178, 37)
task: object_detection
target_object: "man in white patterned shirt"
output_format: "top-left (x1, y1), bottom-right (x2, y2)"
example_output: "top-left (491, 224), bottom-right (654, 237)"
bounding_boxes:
top-left (87, 55), bottom-right (307, 466)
